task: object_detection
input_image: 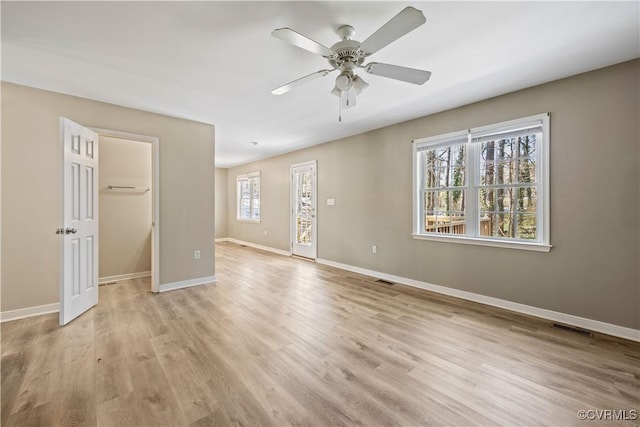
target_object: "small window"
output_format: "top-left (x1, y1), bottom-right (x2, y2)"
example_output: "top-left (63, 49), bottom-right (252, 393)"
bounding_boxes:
top-left (237, 172), bottom-right (260, 222)
top-left (413, 114), bottom-right (550, 251)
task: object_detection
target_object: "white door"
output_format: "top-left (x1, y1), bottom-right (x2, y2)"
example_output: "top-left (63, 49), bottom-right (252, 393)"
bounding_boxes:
top-left (291, 161), bottom-right (317, 259)
top-left (59, 118), bottom-right (99, 325)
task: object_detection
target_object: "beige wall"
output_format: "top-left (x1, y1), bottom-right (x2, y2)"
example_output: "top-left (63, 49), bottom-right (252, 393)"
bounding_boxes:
top-left (99, 137), bottom-right (152, 279)
top-left (215, 168), bottom-right (228, 239)
top-left (228, 60), bottom-right (640, 330)
top-left (1, 82), bottom-right (215, 312)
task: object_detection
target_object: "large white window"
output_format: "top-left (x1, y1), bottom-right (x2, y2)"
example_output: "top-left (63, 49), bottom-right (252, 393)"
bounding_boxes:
top-left (413, 113), bottom-right (550, 251)
top-left (237, 172), bottom-right (260, 222)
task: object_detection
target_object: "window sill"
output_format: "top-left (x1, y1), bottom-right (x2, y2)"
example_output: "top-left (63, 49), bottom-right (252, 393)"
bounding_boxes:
top-left (236, 219), bottom-right (261, 224)
top-left (411, 233), bottom-right (552, 252)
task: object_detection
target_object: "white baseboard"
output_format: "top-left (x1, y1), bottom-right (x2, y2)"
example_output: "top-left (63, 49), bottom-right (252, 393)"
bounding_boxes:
top-left (223, 238), bottom-right (291, 257)
top-left (1, 275), bottom-right (217, 320)
top-left (1, 303), bottom-right (60, 323)
top-left (159, 275), bottom-right (217, 293)
top-left (99, 271), bottom-right (151, 284)
top-left (215, 237), bottom-right (230, 243)
top-left (316, 258), bottom-right (640, 343)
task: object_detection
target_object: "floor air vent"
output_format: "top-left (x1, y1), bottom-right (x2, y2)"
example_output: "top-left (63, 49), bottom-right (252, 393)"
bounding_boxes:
top-left (99, 281), bottom-right (118, 286)
top-left (376, 279), bottom-right (394, 285)
top-left (552, 323), bottom-right (593, 337)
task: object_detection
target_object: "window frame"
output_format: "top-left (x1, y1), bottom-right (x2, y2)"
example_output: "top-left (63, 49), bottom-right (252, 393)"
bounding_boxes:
top-left (236, 172), bottom-right (261, 223)
top-left (412, 113), bottom-right (551, 252)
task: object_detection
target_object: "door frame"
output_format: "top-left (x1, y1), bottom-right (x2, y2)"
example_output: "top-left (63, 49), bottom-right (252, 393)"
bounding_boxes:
top-left (290, 160), bottom-right (317, 259)
top-left (91, 127), bottom-right (160, 293)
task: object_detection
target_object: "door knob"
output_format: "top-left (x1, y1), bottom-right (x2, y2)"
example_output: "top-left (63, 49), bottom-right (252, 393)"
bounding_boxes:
top-left (65, 228), bottom-right (77, 234)
top-left (55, 228), bottom-right (64, 235)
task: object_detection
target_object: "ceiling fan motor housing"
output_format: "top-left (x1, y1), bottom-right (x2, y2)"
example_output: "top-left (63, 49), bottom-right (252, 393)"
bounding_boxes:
top-left (328, 39), bottom-right (366, 69)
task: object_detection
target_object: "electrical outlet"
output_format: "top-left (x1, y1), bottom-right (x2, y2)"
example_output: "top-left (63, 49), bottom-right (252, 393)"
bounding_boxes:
top-left (372, 245), bottom-right (377, 254)
top-left (194, 250), bottom-right (200, 260)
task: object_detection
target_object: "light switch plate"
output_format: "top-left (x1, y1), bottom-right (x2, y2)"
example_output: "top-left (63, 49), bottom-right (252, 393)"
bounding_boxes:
top-left (327, 198), bottom-right (335, 206)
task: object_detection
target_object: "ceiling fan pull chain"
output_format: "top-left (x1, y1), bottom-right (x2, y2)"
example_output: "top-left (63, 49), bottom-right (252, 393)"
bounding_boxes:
top-left (338, 96), bottom-right (342, 122)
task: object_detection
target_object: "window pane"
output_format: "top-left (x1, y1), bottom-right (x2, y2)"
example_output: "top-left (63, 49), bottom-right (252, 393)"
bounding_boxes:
top-left (495, 213), bottom-right (514, 238)
top-left (424, 167), bottom-right (437, 189)
top-left (451, 189), bottom-right (465, 211)
top-left (424, 191), bottom-right (437, 212)
top-left (518, 135), bottom-right (537, 158)
top-left (481, 141), bottom-right (495, 162)
top-left (252, 199), bottom-right (260, 220)
top-left (517, 214), bottom-right (537, 239)
top-left (518, 159), bottom-right (536, 184)
top-left (450, 211), bottom-right (466, 235)
top-left (496, 188), bottom-right (514, 213)
top-left (433, 215), bottom-right (450, 234)
top-left (451, 144), bottom-right (465, 168)
top-left (437, 190), bottom-right (450, 212)
top-left (479, 189), bottom-right (495, 212)
top-left (240, 198), bottom-right (250, 219)
top-left (438, 167), bottom-right (449, 188)
top-left (452, 166), bottom-right (465, 187)
top-left (496, 161), bottom-right (516, 184)
top-left (480, 163), bottom-right (495, 185)
top-left (436, 147), bottom-right (452, 169)
top-left (241, 181), bottom-right (250, 198)
top-left (516, 186), bottom-right (537, 213)
top-left (502, 139), bottom-right (516, 160)
top-left (423, 143), bottom-right (465, 190)
top-left (251, 178), bottom-right (260, 198)
top-left (479, 212), bottom-right (493, 237)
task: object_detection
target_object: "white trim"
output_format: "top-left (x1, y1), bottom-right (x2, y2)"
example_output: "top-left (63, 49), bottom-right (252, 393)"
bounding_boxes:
top-left (1, 303), bottom-right (60, 323)
top-left (316, 258), bottom-right (640, 343)
top-left (215, 237), bottom-right (230, 243)
top-left (159, 275), bottom-right (216, 293)
top-left (413, 129), bottom-right (469, 148)
top-left (225, 238), bottom-right (291, 257)
top-left (91, 127), bottom-right (160, 293)
top-left (411, 233), bottom-right (552, 252)
top-left (472, 113), bottom-right (547, 137)
top-left (98, 271), bottom-right (151, 284)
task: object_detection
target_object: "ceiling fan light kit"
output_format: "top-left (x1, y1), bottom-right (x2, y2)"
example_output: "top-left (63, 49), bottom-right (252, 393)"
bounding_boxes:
top-left (271, 6), bottom-right (432, 121)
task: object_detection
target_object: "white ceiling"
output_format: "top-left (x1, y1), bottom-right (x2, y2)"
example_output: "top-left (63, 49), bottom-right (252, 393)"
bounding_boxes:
top-left (2, 1), bottom-right (639, 167)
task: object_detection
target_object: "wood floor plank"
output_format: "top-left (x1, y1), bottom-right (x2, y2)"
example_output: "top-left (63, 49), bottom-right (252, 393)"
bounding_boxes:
top-left (2, 241), bottom-right (639, 426)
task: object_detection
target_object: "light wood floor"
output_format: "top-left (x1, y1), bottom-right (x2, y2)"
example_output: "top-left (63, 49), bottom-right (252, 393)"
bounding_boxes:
top-left (2, 242), bottom-right (639, 426)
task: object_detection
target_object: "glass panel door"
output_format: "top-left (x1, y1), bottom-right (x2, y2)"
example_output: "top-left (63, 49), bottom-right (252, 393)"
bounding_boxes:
top-left (290, 161), bottom-right (317, 259)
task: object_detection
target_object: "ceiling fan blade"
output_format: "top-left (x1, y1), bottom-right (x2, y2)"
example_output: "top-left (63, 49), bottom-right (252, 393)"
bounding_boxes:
top-left (271, 69), bottom-right (334, 95)
top-left (365, 62), bottom-right (431, 85)
top-left (360, 7), bottom-right (426, 56)
top-left (272, 28), bottom-right (334, 57)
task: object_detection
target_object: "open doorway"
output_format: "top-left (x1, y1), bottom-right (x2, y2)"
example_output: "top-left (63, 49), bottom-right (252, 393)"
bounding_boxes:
top-left (98, 136), bottom-right (152, 287)
top-left (93, 128), bottom-right (160, 293)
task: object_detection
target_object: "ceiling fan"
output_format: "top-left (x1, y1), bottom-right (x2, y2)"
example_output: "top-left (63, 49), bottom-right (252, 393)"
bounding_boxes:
top-left (271, 7), bottom-right (431, 119)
